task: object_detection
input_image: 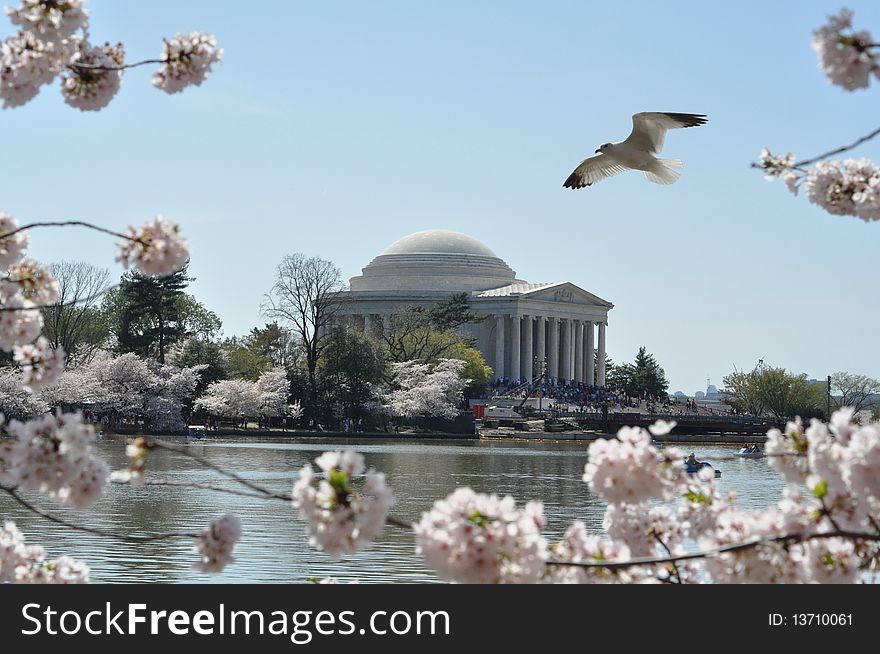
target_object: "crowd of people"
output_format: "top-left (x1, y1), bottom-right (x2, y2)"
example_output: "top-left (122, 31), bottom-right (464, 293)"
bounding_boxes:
top-left (484, 377), bottom-right (634, 412)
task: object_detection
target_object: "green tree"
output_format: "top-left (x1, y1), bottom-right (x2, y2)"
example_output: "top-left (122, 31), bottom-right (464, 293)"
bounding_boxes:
top-left (723, 364), bottom-right (825, 419)
top-left (222, 336), bottom-right (271, 380)
top-left (317, 326), bottom-right (386, 424)
top-left (444, 341), bottom-right (492, 399)
top-left (103, 265), bottom-right (198, 363)
top-left (246, 322), bottom-right (296, 368)
top-left (607, 347), bottom-right (668, 399)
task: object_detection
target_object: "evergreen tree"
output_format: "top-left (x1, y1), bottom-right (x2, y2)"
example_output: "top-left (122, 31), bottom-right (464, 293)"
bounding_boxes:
top-left (609, 347), bottom-right (669, 399)
top-left (104, 264), bottom-right (194, 363)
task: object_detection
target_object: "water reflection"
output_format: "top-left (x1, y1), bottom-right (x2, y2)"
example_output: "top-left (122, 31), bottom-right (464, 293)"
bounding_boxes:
top-left (0, 438), bottom-right (787, 583)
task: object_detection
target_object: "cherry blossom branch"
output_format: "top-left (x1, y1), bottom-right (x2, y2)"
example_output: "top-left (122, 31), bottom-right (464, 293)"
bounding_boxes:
top-left (546, 530), bottom-right (880, 571)
top-left (0, 220), bottom-right (137, 243)
top-left (653, 533), bottom-right (682, 583)
top-left (0, 485), bottom-right (200, 542)
top-left (145, 438), bottom-right (294, 502)
top-left (136, 478), bottom-right (289, 501)
top-left (67, 58), bottom-right (166, 73)
top-left (751, 125), bottom-right (880, 171)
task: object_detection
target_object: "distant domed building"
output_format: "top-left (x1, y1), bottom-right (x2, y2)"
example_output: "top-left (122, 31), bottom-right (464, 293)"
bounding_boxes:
top-left (336, 229), bottom-right (614, 384)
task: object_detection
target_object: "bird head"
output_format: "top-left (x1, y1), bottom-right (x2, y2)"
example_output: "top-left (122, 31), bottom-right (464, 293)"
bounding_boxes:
top-left (595, 142), bottom-right (612, 154)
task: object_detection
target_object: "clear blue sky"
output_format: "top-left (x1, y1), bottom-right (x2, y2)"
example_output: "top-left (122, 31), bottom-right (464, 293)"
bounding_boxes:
top-left (3, 0), bottom-right (878, 394)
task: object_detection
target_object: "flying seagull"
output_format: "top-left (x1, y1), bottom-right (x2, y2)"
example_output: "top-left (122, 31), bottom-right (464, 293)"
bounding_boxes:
top-left (563, 112), bottom-right (707, 189)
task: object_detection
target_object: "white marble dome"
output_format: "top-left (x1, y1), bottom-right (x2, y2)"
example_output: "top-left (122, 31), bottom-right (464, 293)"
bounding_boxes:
top-left (350, 229), bottom-right (519, 292)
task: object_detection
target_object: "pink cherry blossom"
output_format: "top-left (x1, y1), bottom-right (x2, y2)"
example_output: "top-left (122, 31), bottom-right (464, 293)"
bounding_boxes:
top-left (583, 423), bottom-right (686, 504)
top-left (0, 30), bottom-right (73, 108)
top-left (115, 216), bottom-right (190, 277)
top-left (547, 521), bottom-right (632, 584)
top-left (152, 32), bottom-right (221, 94)
top-left (292, 451), bottom-right (393, 559)
top-left (3, 410), bottom-right (109, 507)
top-left (803, 158), bottom-right (880, 222)
top-left (6, 258), bottom-right (59, 304)
top-left (811, 8), bottom-right (879, 91)
top-left (0, 213), bottom-right (29, 268)
top-left (193, 513), bottom-right (241, 573)
top-left (0, 294), bottom-right (43, 352)
top-left (61, 41), bottom-right (124, 111)
top-left (5, 0), bottom-right (89, 42)
top-left (13, 336), bottom-right (65, 389)
top-left (414, 487), bottom-right (547, 584)
top-left (765, 417), bottom-right (809, 484)
top-left (1, 521), bottom-right (89, 583)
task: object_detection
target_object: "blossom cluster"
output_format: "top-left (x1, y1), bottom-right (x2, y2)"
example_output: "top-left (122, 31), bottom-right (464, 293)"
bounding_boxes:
top-left (193, 513), bottom-right (242, 573)
top-left (1, 521), bottom-right (89, 583)
top-left (802, 157), bottom-right (880, 222)
top-left (5, 0), bottom-right (88, 41)
top-left (292, 451), bottom-right (393, 558)
top-left (1, 411), bottom-right (108, 507)
top-left (414, 487), bottom-right (547, 583)
top-left (582, 423), bottom-right (686, 504)
top-left (758, 147), bottom-right (800, 195)
top-left (811, 8), bottom-right (879, 91)
top-left (1, 215), bottom-right (51, 358)
top-left (382, 358), bottom-right (468, 419)
top-left (116, 216), bottom-right (190, 277)
top-left (152, 32), bottom-right (222, 94)
top-left (109, 436), bottom-right (148, 486)
top-left (1, 0), bottom-right (221, 109)
top-left (61, 41), bottom-right (124, 111)
top-left (13, 336), bottom-right (66, 389)
top-left (546, 521), bottom-right (632, 584)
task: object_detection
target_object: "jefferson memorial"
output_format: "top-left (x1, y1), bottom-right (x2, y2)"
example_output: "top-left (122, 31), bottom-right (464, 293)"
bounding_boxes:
top-left (336, 230), bottom-right (613, 385)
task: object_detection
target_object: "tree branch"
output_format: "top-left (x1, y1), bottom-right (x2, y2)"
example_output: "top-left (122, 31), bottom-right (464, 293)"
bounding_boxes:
top-left (546, 530), bottom-right (880, 571)
top-left (752, 125), bottom-right (880, 171)
top-left (66, 58), bottom-right (167, 73)
top-left (145, 438), bottom-right (294, 501)
top-left (1, 485), bottom-right (200, 543)
top-left (0, 220), bottom-right (137, 243)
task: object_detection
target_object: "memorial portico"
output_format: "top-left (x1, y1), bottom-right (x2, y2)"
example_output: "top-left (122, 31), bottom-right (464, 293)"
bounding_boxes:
top-left (336, 230), bottom-right (614, 385)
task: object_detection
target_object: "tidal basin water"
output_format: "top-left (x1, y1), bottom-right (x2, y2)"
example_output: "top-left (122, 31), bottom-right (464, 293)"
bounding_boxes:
top-left (0, 437), bottom-right (789, 583)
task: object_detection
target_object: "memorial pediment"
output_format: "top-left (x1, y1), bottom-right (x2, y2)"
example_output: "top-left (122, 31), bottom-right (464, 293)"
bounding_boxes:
top-left (520, 282), bottom-right (613, 308)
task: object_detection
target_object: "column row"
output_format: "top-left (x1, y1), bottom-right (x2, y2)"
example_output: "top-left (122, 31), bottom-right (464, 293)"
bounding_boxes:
top-left (492, 315), bottom-right (606, 386)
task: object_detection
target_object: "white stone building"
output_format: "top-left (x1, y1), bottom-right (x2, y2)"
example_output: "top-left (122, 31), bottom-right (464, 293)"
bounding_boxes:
top-left (336, 230), bottom-right (613, 385)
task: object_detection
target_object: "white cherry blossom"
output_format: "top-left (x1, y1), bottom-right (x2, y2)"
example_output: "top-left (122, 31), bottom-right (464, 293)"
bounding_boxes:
top-left (193, 513), bottom-right (241, 573)
top-left (292, 451), bottom-right (393, 559)
top-left (152, 32), bottom-right (221, 94)
top-left (414, 487), bottom-right (547, 584)
top-left (115, 216), bottom-right (190, 277)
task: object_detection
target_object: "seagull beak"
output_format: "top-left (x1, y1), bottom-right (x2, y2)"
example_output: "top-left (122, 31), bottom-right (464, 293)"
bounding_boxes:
top-left (594, 148), bottom-right (601, 153)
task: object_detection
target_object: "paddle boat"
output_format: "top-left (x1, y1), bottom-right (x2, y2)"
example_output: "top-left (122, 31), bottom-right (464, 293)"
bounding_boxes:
top-left (685, 459), bottom-right (722, 478)
top-left (737, 446), bottom-right (764, 458)
top-left (187, 425), bottom-right (207, 441)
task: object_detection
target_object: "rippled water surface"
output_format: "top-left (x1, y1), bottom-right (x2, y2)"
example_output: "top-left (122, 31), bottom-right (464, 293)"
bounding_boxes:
top-left (0, 436), bottom-right (788, 583)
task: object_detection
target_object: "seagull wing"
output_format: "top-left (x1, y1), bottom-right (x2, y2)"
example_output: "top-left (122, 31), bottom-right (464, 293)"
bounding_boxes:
top-left (563, 154), bottom-right (629, 189)
top-left (623, 112), bottom-right (707, 155)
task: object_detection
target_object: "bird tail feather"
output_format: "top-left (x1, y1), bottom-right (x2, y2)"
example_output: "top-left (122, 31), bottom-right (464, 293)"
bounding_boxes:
top-left (644, 159), bottom-right (683, 185)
